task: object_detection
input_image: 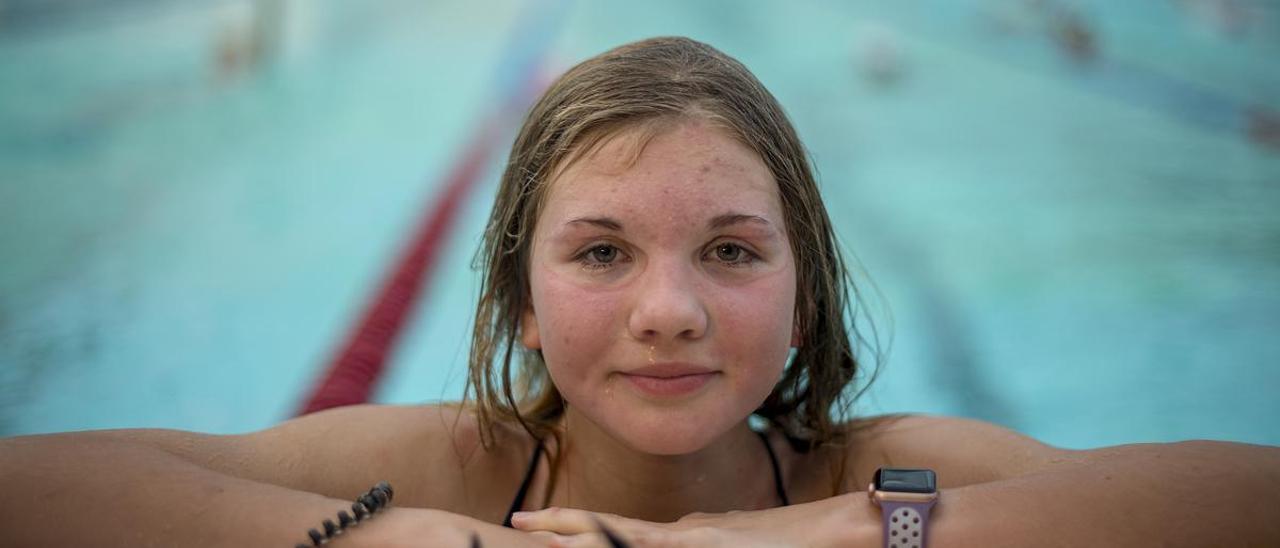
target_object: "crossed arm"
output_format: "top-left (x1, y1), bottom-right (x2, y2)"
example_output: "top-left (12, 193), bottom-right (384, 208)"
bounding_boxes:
top-left (510, 418), bottom-right (1280, 547)
top-left (3, 407), bottom-right (1277, 547)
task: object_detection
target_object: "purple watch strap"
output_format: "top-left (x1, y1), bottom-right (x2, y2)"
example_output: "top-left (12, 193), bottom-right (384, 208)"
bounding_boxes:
top-left (880, 500), bottom-right (934, 548)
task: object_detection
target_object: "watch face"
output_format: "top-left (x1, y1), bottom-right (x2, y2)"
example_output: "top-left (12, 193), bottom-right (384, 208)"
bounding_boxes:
top-left (874, 468), bottom-right (936, 494)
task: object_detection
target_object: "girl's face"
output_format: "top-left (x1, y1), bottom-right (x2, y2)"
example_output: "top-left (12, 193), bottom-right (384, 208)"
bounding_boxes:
top-left (523, 119), bottom-right (797, 455)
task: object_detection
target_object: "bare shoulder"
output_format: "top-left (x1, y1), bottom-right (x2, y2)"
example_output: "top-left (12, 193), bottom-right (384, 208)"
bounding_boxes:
top-left (840, 414), bottom-right (1076, 490)
top-left (93, 403), bottom-right (536, 518)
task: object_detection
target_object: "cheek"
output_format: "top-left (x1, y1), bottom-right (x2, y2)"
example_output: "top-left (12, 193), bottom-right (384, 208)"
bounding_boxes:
top-left (531, 272), bottom-right (620, 375)
top-left (713, 275), bottom-right (796, 380)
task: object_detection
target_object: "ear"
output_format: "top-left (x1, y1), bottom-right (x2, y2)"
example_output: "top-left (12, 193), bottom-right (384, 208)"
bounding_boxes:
top-left (791, 321), bottom-right (802, 348)
top-left (520, 305), bottom-right (542, 350)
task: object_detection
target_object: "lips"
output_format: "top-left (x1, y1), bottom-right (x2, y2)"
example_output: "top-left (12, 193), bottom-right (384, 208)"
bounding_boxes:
top-left (619, 363), bottom-right (718, 397)
top-left (624, 363), bottom-right (716, 377)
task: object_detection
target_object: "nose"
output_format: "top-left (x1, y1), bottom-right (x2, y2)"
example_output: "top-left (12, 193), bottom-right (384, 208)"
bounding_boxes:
top-left (627, 257), bottom-right (708, 344)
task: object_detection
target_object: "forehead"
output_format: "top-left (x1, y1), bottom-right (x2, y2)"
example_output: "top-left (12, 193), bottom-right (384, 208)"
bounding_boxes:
top-left (540, 120), bottom-right (782, 223)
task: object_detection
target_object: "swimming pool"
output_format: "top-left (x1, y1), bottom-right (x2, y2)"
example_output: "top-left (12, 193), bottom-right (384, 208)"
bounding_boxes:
top-left (2, 0), bottom-right (1277, 449)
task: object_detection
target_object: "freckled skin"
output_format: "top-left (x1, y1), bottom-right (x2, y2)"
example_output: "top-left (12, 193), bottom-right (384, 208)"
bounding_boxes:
top-left (522, 120), bottom-right (798, 455)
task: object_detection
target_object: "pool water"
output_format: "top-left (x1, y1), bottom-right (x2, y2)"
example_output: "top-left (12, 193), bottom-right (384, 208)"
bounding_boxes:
top-left (1, 0), bottom-right (1277, 449)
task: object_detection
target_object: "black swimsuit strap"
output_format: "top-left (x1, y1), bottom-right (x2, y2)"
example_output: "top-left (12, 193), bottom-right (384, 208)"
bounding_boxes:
top-left (502, 430), bottom-right (790, 528)
top-left (756, 429), bottom-right (791, 506)
top-left (502, 439), bottom-right (543, 528)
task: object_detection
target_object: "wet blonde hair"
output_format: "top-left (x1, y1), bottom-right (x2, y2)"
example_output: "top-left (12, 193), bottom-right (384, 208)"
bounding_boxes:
top-left (466, 37), bottom-right (880, 474)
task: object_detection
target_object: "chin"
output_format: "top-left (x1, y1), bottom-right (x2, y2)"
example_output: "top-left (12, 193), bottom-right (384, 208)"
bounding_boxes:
top-left (624, 429), bottom-right (714, 455)
top-left (602, 408), bottom-right (738, 455)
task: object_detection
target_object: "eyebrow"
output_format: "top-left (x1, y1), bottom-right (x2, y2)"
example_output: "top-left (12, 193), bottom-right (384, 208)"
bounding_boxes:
top-left (707, 213), bottom-right (772, 230)
top-left (566, 217), bottom-right (624, 231)
top-left (564, 213), bottom-right (773, 231)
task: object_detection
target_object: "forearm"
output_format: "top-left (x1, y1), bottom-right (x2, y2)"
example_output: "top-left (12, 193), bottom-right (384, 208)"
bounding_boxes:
top-left (687, 440), bottom-right (1280, 548)
top-left (0, 434), bottom-right (356, 547)
top-left (928, 440), bottom-right (1280, 547)
top-left (800, 440), bottom-right (1280, 547)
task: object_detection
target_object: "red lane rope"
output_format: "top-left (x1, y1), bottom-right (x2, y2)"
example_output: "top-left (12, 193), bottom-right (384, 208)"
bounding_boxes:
top-left (295, 0), bottom-right (564, 416)
top-left (296, 120), bottom-right (500, 416)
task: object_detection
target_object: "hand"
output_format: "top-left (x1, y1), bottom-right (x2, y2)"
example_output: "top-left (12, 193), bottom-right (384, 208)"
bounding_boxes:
top-left (510, 507), bottom-right (794, 548)
top-left (348, 507), bottom-right (551, 548)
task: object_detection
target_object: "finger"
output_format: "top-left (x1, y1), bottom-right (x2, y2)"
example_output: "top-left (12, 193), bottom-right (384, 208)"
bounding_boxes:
top-left (594, 519), bottom-right (632, 548)
top-left (544, 519), bottom-right (634, 548)
top-left (511, 507), bottom-right (626, 535)
top-left (529, 530), bottom-right (573, 547)
top-left (549, 532), bottom-right (609, 548)
top-left (594, 525), bottom-right (682, 548)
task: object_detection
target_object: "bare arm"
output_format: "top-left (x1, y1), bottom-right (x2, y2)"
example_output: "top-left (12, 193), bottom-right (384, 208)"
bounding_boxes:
top-left (920, 439), bottom-right (1280, 546)
top-left (0, 405), bottom-right (546, 547)
top-left (834, 415), bottom-right (1280, 546)
top-left (513, 417), bottom-right (1280, 547)
top-left (1, 432), bottom-right (357, 547)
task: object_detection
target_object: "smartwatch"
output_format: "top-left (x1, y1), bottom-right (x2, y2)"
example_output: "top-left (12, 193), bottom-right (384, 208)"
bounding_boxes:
top-left (868, 467), bottom-right (938, 548)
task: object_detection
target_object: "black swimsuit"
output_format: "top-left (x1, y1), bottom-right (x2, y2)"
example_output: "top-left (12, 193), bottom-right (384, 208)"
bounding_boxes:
top-left (501, 430), bottom-right (791, 527)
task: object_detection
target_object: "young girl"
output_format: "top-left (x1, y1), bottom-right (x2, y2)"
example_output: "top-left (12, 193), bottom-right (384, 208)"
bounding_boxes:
top-left (3, 37), bottom-right (1277, 548)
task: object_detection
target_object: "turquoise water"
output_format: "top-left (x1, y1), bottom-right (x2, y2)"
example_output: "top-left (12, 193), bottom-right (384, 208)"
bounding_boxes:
top-left (2, 0), bottom-right (1277, 449)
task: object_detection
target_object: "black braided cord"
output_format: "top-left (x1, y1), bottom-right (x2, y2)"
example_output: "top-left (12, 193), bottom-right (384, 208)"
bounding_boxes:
top-left (294, 481), bottom-right (394, 547)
